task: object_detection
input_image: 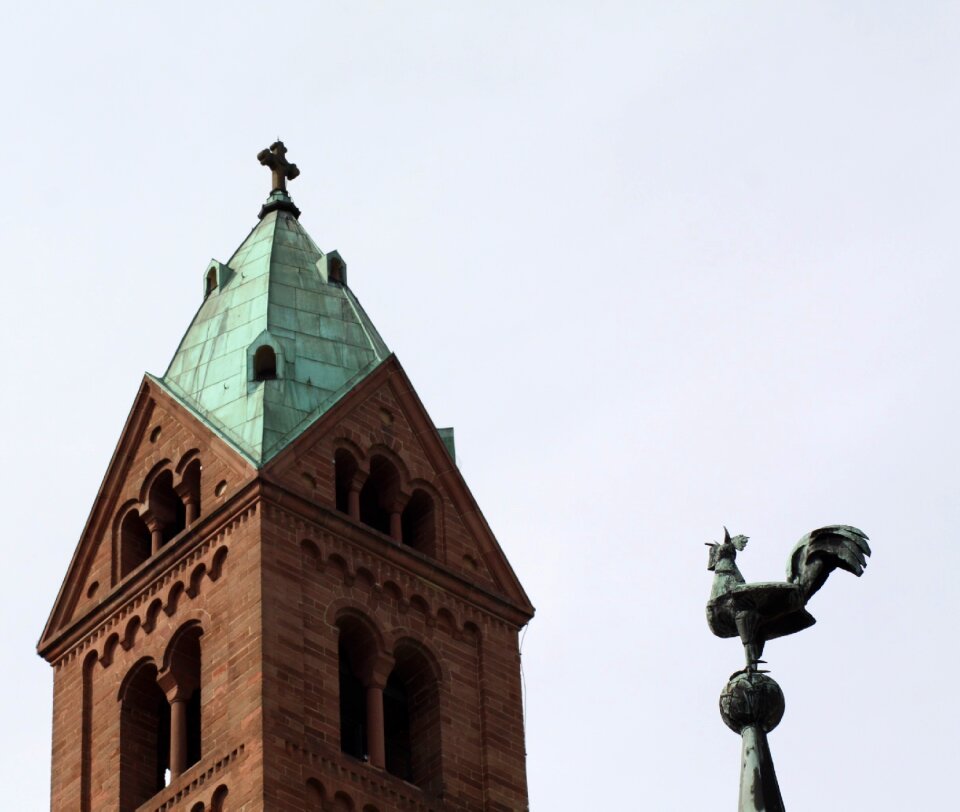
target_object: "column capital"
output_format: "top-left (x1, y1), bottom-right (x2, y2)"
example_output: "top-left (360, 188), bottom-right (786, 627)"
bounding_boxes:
top-left (367, 652), bottom-right (396, 689)
top-left (141, 511), bottom-right (164, 533)
top-left (157, 667), bottom-right (198, 703)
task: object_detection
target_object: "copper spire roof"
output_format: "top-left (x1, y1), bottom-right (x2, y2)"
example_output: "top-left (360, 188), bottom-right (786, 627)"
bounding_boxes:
top-left (159, 164), bottom-right (389, 464)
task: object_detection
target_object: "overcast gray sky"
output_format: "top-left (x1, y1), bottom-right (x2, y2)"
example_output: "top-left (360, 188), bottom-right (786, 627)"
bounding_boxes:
top-left (2, 3), bottom-right (958, 809)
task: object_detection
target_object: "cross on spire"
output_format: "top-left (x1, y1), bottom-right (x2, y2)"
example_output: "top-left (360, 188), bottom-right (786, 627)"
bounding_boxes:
top-left (257, 140), bottom-right (300, 193)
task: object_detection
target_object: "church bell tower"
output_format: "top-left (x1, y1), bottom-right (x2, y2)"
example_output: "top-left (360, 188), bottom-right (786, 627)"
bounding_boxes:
top-left (38, 143), bottom-right (534, 811)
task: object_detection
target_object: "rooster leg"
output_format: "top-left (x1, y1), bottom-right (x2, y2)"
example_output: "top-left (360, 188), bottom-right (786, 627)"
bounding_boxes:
top-left (734, 610), bottom-right (762, 672)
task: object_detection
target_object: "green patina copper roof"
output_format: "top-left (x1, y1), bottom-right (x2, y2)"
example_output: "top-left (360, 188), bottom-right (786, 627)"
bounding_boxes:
top-left (161, 194), bottom-right (389, 464)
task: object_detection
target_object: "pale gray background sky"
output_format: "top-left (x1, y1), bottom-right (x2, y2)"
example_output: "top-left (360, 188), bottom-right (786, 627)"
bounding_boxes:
top-left (2, 3), bottom-right (958, 809)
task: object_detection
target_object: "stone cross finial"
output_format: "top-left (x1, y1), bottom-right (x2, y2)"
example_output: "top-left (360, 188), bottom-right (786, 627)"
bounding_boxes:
top-left (257, 141), bottom-right (300, 193)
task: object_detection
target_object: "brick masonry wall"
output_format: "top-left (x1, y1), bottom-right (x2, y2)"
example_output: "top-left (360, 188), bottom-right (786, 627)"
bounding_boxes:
top-left (66, 391), bottom-right (253, 627)
top-left (258, 501), bottom-right (529, 811)
top-left (49, 501), bottom-right (266, 811)
top-left (268, 374), bottom-right (500, 592)
top-left (257, 371), bottom-right (530, 811)
top-left (45, 368), bottom-right (531, 811)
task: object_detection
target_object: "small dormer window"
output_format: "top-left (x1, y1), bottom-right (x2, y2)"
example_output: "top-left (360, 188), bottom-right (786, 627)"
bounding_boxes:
top-left (253, 346), bottom-right (277, 381)
top-left (329, 254), bottom-right (345, 284)
top-left (205, 268), bottom-right (217, 296)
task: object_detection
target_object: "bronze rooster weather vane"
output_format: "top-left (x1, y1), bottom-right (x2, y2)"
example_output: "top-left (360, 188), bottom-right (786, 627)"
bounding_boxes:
top-left (706, 525), bottom-right (871, 812)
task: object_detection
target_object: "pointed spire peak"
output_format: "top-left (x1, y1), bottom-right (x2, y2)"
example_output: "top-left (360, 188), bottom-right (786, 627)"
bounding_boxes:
top-left (162, 158), bottom-right (389, 465)
top-left (257, 140), bottom-right (301, 220)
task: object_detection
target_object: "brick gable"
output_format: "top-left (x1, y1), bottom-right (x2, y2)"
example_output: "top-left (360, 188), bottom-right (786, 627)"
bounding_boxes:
top-left (40, 377), bottom-right (255, 654)
top-left (263, 355), bottom-right (532, 613)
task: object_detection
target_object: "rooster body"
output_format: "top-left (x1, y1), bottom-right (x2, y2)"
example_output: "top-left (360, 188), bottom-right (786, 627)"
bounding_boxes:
top-left (706, 525), bottom-right (870, 670)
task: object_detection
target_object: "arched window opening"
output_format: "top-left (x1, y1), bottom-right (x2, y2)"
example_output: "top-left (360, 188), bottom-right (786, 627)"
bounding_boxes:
top-left (253, 345), bottom-right (277, 381)
top-left (148, 470), bottom-right (187, 547)
top-left (205, 268), bottom-right (217, 296)
top-left (119, 509), bottom-right (151, 579)
top-left (335, 449), bottom-right (359, 515)
top-left (383, 671), bottom-right (412, 782)
top-left (359, 455), bottom-right (399, 536)
top-left (337, 616), bottom-right (378, 763)
top-left (165, 625), bottom-right (203, 777)
top-left (339, 639), bottom-right (367, 761)
top-left (179, 459), bottom-right (202, 525)
top-left (401, 490), bottom-right (435, 556)
top-left (119, 661), bottom-right (170, 810)
top-left (384, 645), bottom-right (442, 792)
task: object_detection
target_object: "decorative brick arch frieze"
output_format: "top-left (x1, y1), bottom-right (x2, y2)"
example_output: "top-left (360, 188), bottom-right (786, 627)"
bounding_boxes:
top-left (54, 505), bottom-right (247, 674)
top-left (353, 565), bottom-right (376, 592)
top-left (100, 633), bottom-right (121, 668)
top-left (292, 520), bottom-right (515, 644)
top-left (434, 607), bottom-right (457, 636)
top-left (143, 597), bottom-right (165, 633)
top-left (138, 748), bottom-right (243, 812)
top-left (165, 581), bottom-right (187, 617)
top-left (297, 753), bottom-right (442, 812)
top-left (121, 615), bottom-right (142, 651)
top-left (187, 562), bottom-right (207, 598)
top-left (209, 545), bottom-right (229, 581)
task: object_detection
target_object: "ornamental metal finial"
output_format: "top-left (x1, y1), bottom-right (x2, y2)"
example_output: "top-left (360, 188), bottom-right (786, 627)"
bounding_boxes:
top-left (257, 140), bottom-right (300, 193)
top-left (706, 525), bottom-right (871, 811)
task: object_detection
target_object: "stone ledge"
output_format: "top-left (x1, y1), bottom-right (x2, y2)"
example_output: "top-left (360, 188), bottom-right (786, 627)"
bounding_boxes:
top-left (136, 743), bottom-right (245, 812)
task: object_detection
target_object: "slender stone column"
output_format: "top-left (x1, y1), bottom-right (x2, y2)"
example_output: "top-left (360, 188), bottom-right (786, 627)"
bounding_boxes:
top-left (157, 668), bottom-right (196, 781)
top-left (183, 496), bottom-right (199, 526)
top-left (348, 486), bottom-right (361, 521)
top-left (366, 682), bottom-right (386, 769)
top-left (144, 516), bottom-right (164, 555)
top-left (169, 697), bottom-right (188, 777)
top-left (389, 510), bottom-right (402, 542)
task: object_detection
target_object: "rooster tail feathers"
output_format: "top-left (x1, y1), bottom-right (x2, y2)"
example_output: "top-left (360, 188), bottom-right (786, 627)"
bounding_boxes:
top-left (787, 525), bottom-right (871, 599)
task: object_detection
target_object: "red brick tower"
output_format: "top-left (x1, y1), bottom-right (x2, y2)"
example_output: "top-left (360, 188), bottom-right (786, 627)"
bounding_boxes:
top-left (38, 144), bottom-right (534, 811)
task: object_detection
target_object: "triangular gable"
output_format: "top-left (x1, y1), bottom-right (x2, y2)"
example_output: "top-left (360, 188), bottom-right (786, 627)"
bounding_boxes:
top-left (39, 376), bottom-right (255, 655)
top-left (263, 355), bottom-right (533, 615)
